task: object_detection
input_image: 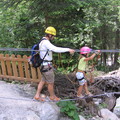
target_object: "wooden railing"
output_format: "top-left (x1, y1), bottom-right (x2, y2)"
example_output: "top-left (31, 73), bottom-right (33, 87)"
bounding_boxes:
top-left (0, 54), bottom-right (41, 83)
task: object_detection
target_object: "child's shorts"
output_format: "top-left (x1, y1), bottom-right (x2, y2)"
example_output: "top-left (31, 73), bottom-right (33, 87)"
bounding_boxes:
top-left (76, 72), bottom-right (86, 86)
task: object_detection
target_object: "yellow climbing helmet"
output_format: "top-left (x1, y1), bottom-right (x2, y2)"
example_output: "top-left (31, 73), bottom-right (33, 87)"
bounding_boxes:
top-left (45, 26), bottom-right (56, 36)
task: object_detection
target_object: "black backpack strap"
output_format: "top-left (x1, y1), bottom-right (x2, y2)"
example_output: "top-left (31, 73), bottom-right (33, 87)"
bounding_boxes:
top-left (42, 49), bottom-right (49, 61)
top-left (39, 37), bottom-right (49, 62)
top-left (39, 37), bottom-right (47, 43)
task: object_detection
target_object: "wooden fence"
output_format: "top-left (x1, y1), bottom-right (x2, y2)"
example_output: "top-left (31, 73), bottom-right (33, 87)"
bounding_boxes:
top-left (0, 54), bottom-right (41, 83)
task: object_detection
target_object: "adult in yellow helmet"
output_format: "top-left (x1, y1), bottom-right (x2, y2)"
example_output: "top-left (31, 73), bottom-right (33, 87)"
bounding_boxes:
top-left (34, 26), bottom-right (75, 101)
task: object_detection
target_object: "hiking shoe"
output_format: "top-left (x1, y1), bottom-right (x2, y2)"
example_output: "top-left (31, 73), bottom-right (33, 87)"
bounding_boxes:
top-left (49, 96), bottom-right (61, 102)
top-left (33, 97), bottom-right (45, 102)
top-left (86, 92), bottom-right (93, 96)
top-left (77, 94), bottom-right (84, 98)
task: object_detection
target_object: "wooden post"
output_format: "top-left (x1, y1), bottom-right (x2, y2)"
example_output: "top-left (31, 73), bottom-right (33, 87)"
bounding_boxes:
top-left (0, 54), bottom-right (7, 76)
top-left (11, 54), bottom-right (18, 78)
top-left (5, 54), bottom-right (12, 76)
top-left (17, 55), bottom-right (24, 77)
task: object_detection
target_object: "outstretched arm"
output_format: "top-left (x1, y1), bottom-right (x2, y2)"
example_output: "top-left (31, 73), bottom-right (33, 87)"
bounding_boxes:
top-left (45, 40), bottom-right (75, 53)
top-left (84, 50), bottom-right (101, 61)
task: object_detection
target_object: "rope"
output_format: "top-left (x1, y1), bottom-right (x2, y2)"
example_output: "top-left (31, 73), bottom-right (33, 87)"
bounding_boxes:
top-left (59, 92), bottom-right (120, 102)
top-left (75, 49), bottom-right (120, 53)
top-left (0, 48), bottom-right (119, 53)
top-left (0, 92), bottom-right (119, 103)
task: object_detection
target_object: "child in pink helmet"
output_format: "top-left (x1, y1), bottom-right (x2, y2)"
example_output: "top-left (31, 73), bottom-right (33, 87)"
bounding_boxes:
top-left (76, 46), bottom-right (100, 98)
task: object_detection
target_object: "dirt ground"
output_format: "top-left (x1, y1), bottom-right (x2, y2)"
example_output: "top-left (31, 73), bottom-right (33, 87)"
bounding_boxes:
top-left (41, 69), bottom-right (120, 99)
top-left (40, 69), bottom-right (120, 116)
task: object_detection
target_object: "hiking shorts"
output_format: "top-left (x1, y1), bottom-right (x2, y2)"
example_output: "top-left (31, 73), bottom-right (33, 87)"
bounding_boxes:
top-left (41, 65), bottom-right (55, 83)
top-left (76, 72), bottom-right (86, 86)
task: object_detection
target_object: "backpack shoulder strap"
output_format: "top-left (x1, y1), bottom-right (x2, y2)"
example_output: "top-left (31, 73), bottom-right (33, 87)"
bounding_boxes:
top-left (39, 37), bottom-right (47, 43)
top-left (38, 37), bottom-right (47, 47)
top-left (39, 37), bottom-right (49, 61)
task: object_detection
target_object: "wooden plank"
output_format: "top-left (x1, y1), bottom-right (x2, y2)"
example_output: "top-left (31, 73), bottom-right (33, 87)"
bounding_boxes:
top-left (0, 57), bottom-right (28, 62)
top-left (27, 55), bottom-right (37, 80)
top-left (31, 67), bottom-right (37, 79)
top-left (23, 55), bottom-right (30, 79)
top-left (5, 54), bottom-right (12, 76)
top-left (37, 67), bottom-right (42, 80)
top-left (0, 75), bottom-right (40, 83)
top-left (11, 54), bottom-right (18, 77)
top-left (17, 55), bottom-right (24, 77)
top-left (0, 54), bottom-right (6, 75)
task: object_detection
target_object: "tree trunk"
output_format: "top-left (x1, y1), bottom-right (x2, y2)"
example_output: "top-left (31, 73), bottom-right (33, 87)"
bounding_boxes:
top-left (114, 28), bottom-right (120, 69)
top-left (100, 25), bottom-right (107, 66)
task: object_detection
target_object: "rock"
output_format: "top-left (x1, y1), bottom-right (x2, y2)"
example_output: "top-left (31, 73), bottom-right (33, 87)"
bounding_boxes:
top-left (88, 115), bottom-right (104, 120)
top-left (59, 117), bottom-right (72, 120)
top-left (40, 102), bottom-right (60, 120)
top-left (116, 68), bottom-right (120, 77)
top-left (103, 94), bottom-right (116, 110)
top-left (113, 97), bottom-right (120, 118)
top-left (79, 115), bottom-right (86, 120)
top-left (99, 108), bottom-right (120, 120)
top-left (93, 98), bottom-right (102, 105)
top-left (108, 68), bottom-right (120, 78)
top-left (0, 81), bottom-right (60, 120)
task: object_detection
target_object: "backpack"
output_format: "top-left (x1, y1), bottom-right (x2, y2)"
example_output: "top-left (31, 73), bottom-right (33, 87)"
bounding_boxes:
top-left (29, 38), bottom-right (48, 68)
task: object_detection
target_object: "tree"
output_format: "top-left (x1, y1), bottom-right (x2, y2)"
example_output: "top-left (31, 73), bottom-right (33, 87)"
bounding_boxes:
top-left (0, 0), bottom-right (120, 70)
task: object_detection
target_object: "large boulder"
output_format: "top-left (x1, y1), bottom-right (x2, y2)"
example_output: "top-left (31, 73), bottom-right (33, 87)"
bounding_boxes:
top-left (0, 81), bottom-right (60, 120)
top-left (113, 97), bottom-right (120, 118)
top-left (99, 108), bottom-right (119, 120)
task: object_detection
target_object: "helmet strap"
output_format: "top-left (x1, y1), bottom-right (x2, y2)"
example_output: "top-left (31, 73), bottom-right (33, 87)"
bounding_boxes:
top-left (46, 34), bottom-right (54, 40)
top-left (82, 54), bottom-right (87, 58)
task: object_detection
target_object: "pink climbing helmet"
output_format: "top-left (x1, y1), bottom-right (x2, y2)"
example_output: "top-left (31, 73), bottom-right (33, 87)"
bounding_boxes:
top-left (80, 46), bottom-right (91, 54)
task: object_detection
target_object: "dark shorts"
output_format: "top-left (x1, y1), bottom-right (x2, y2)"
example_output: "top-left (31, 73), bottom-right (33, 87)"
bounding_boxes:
top-left (41, 65), bottom-right (55, 83)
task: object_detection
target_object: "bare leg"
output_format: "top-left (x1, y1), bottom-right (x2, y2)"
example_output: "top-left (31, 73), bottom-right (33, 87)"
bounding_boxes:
top-left (77, 85), bottom-right (83, 96)
top-left (84, 82), bottom-right (91, 95)
top-left (48, 83), bottom-right (55, 97)
top-left (48, 83), bottom-right (60, 101)
top-left (34, 80), bottom-right (45, 99)
top-left (89, 72), bottom-right (94, 83)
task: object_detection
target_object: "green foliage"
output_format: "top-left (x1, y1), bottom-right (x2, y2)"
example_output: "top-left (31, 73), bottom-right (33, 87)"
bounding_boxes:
top-left (0, 0), bottom-right (120, 70)
top-left (98, 103), bottom-right (108, 109)
top-left (118, 58), bottom-right (120, 64)
top-left (96, 65), bottom-right (110, 73)
top-left (53, 53), bottom-right (78, 74)
top-left (57, 101), bottom-right (79, 120)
